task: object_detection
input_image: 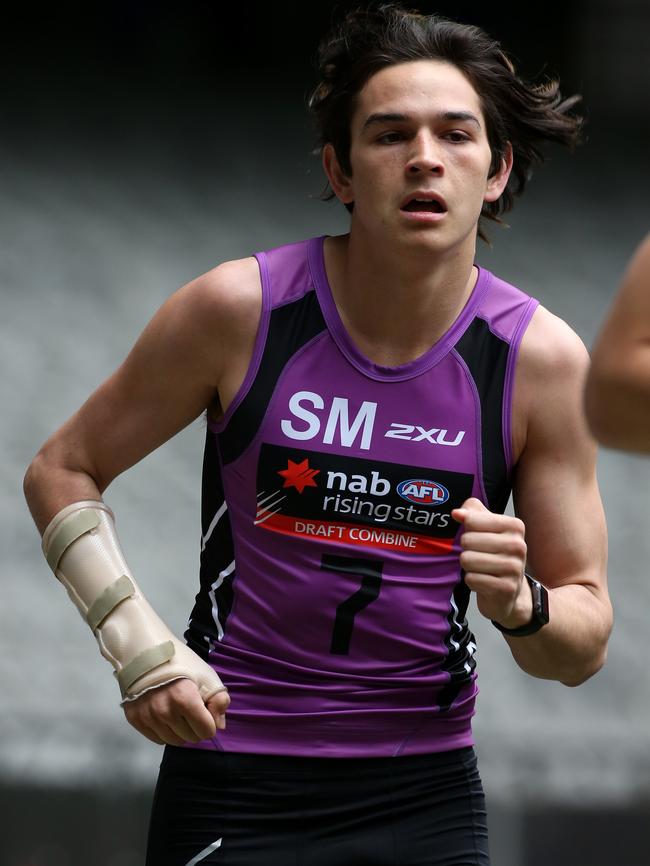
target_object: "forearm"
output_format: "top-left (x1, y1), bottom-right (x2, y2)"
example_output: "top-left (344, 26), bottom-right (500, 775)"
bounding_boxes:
top-left (502, 583), bottom-right (612, 686)
top-left (30, 492), bottom-right (229, 715)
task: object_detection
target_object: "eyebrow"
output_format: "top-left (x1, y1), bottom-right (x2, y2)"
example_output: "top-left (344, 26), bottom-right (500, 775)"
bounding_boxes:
top-left (361, 110), bottom-right (482, 131)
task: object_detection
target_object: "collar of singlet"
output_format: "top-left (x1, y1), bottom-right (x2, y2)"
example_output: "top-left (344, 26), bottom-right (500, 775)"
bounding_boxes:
top-left (307, 235), bottom-right (492, 382)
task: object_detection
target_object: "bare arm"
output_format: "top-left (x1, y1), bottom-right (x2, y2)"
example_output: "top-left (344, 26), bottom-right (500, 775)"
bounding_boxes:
top-left (585, 233), bottom-right (650, 453)
top-left (24, 256), bottom-right (261, 530)
top-left (23, 256), bottom-right (262, 743)
top-left (456, 307), bottom-right (612, 686)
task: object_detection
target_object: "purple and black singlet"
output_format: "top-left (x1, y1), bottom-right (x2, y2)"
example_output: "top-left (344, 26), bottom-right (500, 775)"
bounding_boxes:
top-left (183, 235), bottom-right (538, 758)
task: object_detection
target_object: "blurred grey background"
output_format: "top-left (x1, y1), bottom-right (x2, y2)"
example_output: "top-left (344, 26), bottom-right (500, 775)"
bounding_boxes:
top-left (2, 1), bottom-right (649, 864)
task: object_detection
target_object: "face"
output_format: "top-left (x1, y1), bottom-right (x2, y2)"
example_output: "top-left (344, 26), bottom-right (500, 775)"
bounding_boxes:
top-left (323, 59), bottom-right (512, 256)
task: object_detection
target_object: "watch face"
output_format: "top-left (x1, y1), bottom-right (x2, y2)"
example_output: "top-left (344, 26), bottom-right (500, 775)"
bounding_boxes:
top-left (531, 579), bottom-right (550, 623)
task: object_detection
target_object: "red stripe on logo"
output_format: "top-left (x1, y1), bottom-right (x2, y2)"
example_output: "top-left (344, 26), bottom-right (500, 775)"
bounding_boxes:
top-left (257, 513), bottom-right (453, 555)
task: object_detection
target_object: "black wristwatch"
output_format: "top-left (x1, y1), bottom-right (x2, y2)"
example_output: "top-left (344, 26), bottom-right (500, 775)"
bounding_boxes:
top-left (491, 573), bottom-right (549, 636)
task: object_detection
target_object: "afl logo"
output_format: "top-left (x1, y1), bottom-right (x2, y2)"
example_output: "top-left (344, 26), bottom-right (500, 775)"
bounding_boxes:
top-left (397, 479), bottom-right (449, 506)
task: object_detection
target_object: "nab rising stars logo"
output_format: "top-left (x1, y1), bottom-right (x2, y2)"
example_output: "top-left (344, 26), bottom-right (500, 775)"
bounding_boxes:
top-left (254, 444), bottom-right (471, 555)
top-left (396, 479), bottom-right (449, 506)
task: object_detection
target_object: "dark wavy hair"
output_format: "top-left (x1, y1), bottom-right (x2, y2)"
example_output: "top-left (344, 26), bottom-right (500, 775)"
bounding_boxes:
top-left (308, 3), bottom-right (584, 237)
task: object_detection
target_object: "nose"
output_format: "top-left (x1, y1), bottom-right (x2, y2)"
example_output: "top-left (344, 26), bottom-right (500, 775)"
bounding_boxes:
top-left (406, 131), bottom-right (443, 175)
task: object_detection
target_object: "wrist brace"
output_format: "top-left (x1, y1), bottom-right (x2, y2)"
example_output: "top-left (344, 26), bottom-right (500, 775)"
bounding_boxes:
top-left (42, 500), bottom-right (227, 704)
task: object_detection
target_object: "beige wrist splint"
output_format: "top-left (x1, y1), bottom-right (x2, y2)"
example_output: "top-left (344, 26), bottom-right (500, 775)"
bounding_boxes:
top-left (42, 500), bottom-right (227, 705)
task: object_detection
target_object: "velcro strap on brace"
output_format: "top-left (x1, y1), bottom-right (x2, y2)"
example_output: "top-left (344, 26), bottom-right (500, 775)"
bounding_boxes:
top-left (45, 509), bottom-right (99, 571)
top-left (86, 574), bottom-right (135, 631)
top-left (117, 640), bottom-right (175, 694)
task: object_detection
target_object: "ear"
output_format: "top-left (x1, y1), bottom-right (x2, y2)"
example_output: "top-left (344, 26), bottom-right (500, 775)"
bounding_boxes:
top-left (322, 143), bottom-right (354, 204)
top-left (484, 142), bottom-right (513, 204)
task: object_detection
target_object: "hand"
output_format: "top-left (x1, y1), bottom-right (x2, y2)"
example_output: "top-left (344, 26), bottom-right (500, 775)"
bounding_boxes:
top-left (452, 498), bottom-right (532, 629)
top-left (123, 677), bottom-right (230, 746)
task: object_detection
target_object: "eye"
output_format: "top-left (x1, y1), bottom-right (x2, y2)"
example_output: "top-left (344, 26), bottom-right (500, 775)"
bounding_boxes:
top-left (376, 131), bottom-right (404, 144)
top-left (443, 131), bottom-right (471, 143)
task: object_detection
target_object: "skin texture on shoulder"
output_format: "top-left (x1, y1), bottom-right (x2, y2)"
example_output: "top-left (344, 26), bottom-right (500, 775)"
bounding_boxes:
top-left (585, 232), bottom-right (650, 453)
top-left (24, 255), bottom-right (262, 534)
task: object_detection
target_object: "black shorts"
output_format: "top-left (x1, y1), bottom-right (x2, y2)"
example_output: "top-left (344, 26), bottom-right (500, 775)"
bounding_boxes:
top-left (146, 745), bottom-right (490, 866)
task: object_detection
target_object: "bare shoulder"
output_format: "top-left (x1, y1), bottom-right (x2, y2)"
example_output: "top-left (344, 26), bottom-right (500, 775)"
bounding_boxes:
top-left (102, 254), bottom-right (263, 424)
top-left (170, 256), bottom-right (263, 414)
top-left (175, 255), bottom-right (262, 336)
top-left (519, 304), bottom-right (590, 378)
top-left (512, 304), bottom-right (591, 460)
top-left (157, 255), bottom-right (261, 375)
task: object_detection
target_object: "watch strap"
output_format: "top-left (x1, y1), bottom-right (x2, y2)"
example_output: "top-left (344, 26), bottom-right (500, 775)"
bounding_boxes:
top-left (491, 572), bottom-right (549, 636)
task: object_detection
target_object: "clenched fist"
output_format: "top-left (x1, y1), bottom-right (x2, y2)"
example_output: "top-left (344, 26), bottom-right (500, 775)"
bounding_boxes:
top-left (123, 678), bottom-right (230, 746)
top-left (452, 498), bottom-right (533, 630)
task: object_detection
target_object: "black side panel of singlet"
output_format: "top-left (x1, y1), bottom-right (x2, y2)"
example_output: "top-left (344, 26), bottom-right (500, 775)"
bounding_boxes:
top-left (437, 579), bottom-right (476, 713)
top-left (454, 317), bottom-right (511, 514)
top-left (218, 290), bottom-right (327, 465)
top-left (186, 290), bottom-right (327, 655)
top-left (436, 318), bottom-right (511, 710)
top-left (185, 429), bottom-right (236, 658)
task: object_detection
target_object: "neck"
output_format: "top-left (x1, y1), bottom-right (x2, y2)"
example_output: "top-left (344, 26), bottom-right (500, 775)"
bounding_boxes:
top-left (324, 230), bottom-right (479, 366)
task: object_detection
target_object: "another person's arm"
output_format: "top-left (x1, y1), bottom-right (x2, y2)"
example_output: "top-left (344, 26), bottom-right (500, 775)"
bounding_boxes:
top-left (23, 257), bottom-right (261, 743)
top-left (584, 233), bottom-right (650, 453)
top-left (454, 307), bottom-right (612, 686)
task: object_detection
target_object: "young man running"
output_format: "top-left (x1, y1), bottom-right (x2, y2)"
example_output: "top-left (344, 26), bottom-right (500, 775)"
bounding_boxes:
top-left (24, 5), bottom-right (612, 865)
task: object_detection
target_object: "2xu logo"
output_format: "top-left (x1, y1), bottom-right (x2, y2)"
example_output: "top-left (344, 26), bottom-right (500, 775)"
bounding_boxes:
top-left (281, 391), bottom-right (465, 452)
top-left (397, 479), bottom-right (450, 506)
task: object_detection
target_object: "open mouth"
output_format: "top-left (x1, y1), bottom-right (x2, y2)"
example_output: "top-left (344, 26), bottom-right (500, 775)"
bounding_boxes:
top-left (401, 197), bottom-right (447, 213)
